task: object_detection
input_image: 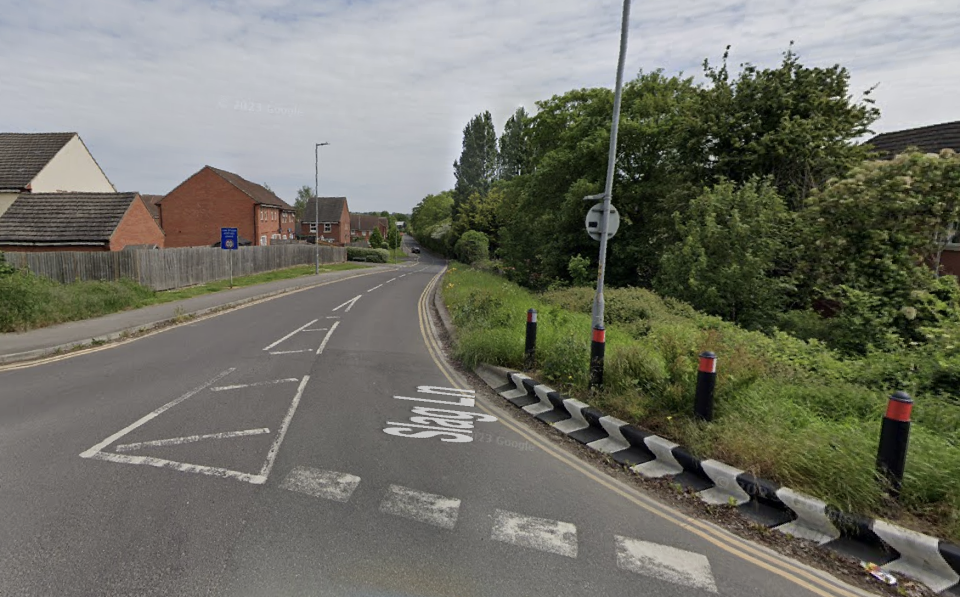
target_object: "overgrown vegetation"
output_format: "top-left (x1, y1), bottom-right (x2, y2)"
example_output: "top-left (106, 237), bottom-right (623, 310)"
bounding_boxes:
top-left (0, 257), bottom-right (364, 333)
top-left (347, 247), bottom-right (390, 263)
top-left (442, 265), bottom-right (960, 542)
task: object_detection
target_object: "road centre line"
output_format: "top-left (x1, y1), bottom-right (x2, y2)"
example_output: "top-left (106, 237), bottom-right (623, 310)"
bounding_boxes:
top-left (263, 319), bottom-right (318, 351)
top-left (79, 368), bottom-right (235, 459)
top-left (367, 284), bottom-right (384, 292)
top-left (332, 295), bottom-right (362, 313)
top-left (385, 277), bottom-right (397, 283)
top-left (316, 320), bottom-right (340, 355)
top-left (211, 378), bottom-right (299, 392)
top-left (270, 350), bottom-right (311, 355)
top-left (114, 428), bottom-right (270, 452)
top-left (258, 376), bottom-right (311, 481)
top-left (414, 269), bottom-right (867, 597)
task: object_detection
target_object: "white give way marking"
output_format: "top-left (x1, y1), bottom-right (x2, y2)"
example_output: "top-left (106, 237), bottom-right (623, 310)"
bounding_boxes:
top-left (79, 371), bottom-right (311, 485)
top-left (264, 318), bottom-right (339, 355)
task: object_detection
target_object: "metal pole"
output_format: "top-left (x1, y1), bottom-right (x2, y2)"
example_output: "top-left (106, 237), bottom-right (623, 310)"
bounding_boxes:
top-left (314, 142), bottom-right (329, 275)
top-left (589, 0), bottom-right (632, 390)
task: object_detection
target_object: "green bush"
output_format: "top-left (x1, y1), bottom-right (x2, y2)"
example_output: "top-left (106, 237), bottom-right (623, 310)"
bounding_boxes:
top-left (567, 254), bottom-right (593, 287)
top-left (346, 247), bottom-right (389, 263)
top-left (0, 251), bottom-right (15, 277)
top-left (454, 230), bottom-right (489, 264)
top-left (368, 228), bottom-right (386, 249)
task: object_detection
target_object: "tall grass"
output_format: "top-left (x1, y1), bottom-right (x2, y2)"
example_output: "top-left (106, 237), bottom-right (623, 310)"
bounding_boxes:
top-left (442, 264), bottom-right (960, 541)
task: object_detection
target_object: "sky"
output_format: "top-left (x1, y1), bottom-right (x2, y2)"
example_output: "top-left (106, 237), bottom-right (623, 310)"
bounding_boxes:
top-left (1, 0), bottom-right (957, 214)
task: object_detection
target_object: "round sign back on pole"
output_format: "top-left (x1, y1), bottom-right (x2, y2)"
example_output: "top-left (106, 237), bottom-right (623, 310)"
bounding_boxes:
top-left (585, 203), bottom-right (620, 241)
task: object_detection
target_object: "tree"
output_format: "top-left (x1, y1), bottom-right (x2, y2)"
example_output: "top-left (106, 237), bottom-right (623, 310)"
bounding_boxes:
top-left (453, 111), bottom-right (498, 219)
top-left (693, 44), bottom-right (880, 210)
top-left (454, 230), bottom-right (490, 264)
top-left (387, 226), bottom-right (400, 250)
top-left (294, 185), bottom-right (313, 221)
top-left (368, 227), bottom-right (385, 249)
top-left (798, 150), bottom-right (960, 348)
top-left (499, 107), bottom-right (530, 180)
top-left (410, 190), bottom-right (454, 253)
top-left (655, 178), bottom-right (791, 329)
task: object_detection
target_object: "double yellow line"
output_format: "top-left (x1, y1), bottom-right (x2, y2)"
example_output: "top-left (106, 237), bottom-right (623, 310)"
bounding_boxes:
top-left (416, 266), bottom-right (868, 597)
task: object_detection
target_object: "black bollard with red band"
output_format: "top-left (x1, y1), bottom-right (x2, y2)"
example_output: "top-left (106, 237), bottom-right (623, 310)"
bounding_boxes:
top-left (589, 324), bottom-right (606, 389)
top-left (877, 391), bottom-right (913, 498)
top-left (525, 309), bottom-right (538, 369)
top-left (694, 351), bottom-right (717, 422)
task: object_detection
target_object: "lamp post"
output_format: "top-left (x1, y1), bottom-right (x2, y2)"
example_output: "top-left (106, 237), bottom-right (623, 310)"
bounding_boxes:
top-left (588, 0), bottom-right (632, 390)
top-left (315, 141), bottom-right (329, 274)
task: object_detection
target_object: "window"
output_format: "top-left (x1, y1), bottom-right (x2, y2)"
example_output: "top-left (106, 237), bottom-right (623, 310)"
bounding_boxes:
top-left (324, 223), bottom-right (332, 233)
top-left (309, 223), bottom-right (317, 233)
top-left (260, 235), bottom-right (267, 246)
top-left (945, 222), bottom-right (960, 247)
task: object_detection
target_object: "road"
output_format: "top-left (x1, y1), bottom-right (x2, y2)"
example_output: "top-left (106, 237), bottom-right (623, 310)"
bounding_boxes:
top-left (0, 247), bottom-right (873, 597)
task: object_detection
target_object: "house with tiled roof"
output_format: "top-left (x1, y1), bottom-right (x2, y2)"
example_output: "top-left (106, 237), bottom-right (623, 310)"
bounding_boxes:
top-left (0, 192), bottom-right (164, 252)
top-left (158, 166), bottom-right (296, 247)
top-left (350, 214), bottom-right (388, 243)
top-left (140, 194), bottom-right (164, 226)
top-left (301, 197), bottom-right (350, 245)
top-left (866, 121), bottom-right (960, 159)
top-left (0, 132), bottom-right (116, 218)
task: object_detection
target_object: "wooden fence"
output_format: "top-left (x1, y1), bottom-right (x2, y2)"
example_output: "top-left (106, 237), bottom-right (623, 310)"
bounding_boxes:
top-left (3, 245), bottom-right (346, 291)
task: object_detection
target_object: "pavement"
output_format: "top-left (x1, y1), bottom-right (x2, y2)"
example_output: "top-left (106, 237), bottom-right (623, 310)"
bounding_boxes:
top-left (0, 242), bottom-right (879, 597)
top-left (0, 261), bottom-right (395, 364)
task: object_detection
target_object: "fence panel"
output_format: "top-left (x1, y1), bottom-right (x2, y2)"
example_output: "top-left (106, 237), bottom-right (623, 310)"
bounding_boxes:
top-left (3, 245), bottom-right (347, 291)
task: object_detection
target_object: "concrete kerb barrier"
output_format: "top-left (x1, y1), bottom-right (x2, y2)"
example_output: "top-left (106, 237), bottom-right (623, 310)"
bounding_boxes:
top-left (472, 365), bottom-right (960, 594)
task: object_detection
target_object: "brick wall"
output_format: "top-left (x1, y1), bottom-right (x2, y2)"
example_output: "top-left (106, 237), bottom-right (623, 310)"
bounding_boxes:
top-left (110, 196), bottom-right (165, 250)
top-left (160, 168), bottom-right (257, 248)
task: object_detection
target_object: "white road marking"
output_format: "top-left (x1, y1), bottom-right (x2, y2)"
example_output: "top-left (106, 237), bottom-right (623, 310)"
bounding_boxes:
top-left (79, 368), bottom-right (234, 459)
top-left (258, 376), bottom-right (310, 480)
top-left (316, 320), bottom-right (340, 355)
top-left (302, 328), bottom-right (329, 333)
top-left (332, 294), bottom-right (362, 313)
top-left (490, 509), bottom-right (578, 558)
top-left (263, 319), bottom-right (319, 351)
top-left (210, 378), bottom-right (299, 392)
top-left (386, 421), bottom-right (473, 433)
top-left (86, 451), bottom-right (266, 484)
top-left (615, 536), bottom-right (718, 593)
top-left (269, 350), bottom-right (311, 355)
top-left (367, 284), bottom-right (384, 292)
top-left (280, 467), bottom-right (361, 502)
top-left (114, 428), bottom-right (270, 452)
top-left (385, 277), bottom-right (397, 284)
top-left (379, 485), bottom-right (461, 529)
top-left (399, 274), bottom-right (406, 278)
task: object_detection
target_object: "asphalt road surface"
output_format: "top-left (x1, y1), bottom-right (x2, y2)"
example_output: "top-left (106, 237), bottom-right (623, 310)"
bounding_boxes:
top-left (0, 249), bottom-right (875, 597)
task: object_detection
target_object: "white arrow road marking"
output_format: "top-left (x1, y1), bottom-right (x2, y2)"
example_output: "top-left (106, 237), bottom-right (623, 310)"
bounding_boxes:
top-left (114, 428), bottom-right (271, 452)
top-left (210, 378), bottom-right (299, 392)
top-left (615, 536), bottom-right (718, 593)
top-left (316, 321), bottom-right (340, 355)
top-left (332, 295), bottom-right (362, 313)
top-left (80, 368), bottom-right (235, 459)
top-left (491, 509), bottom-right (578, 558)
top-left (258, 376), bottom-right (310, 481)
top-left (263, 319), bottom-right (318, 351)
top-left (380, 485), bottom-right (461, 529)
top-left (367, 284), bottom-right (384, 292)
top-left (280, 467), bottom-right (361, 502)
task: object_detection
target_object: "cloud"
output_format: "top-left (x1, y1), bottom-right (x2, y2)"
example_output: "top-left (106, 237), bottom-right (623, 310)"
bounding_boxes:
top-left (0, 0), bottom-right (956, 212)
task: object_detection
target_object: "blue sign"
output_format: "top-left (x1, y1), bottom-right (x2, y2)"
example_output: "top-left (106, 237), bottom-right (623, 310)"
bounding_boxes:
top-left (221, 227), bottom-right (238, 250)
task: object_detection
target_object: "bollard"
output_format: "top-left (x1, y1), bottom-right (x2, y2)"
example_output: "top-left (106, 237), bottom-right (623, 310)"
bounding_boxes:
top-left (877, 391), bottom-right (913, 498)
top-left (589, 324), bottom-right (605, 390)
top-left (525, 309), bottom-right (538, 369)
top-left (694, 351), bottom-right (717, 422)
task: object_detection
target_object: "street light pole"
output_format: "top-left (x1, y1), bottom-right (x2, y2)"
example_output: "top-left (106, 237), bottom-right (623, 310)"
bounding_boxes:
top-left (315, 142), bottom-right (329, 274)
top-left (589, 0), bottom-right (632, 390)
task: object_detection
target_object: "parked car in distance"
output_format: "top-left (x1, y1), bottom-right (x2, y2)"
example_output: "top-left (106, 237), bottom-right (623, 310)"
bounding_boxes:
top-left (411, 246), bottom-right (421, 254)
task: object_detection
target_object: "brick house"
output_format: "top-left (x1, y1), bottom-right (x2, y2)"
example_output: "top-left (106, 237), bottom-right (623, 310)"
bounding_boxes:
top-left (867, 121), bottom-right (960, 276)
top-left (301, 197), bottom-right (350, 245)
top-left (0, 132), bottom-right (116, 218)
top-left (140, 194), bottom-right (164, 227)
top-left (350, 214), bottom-right (388, 242)
top-left (0, 192), bottom-right (164, 251)
top-left (158, 166), bottom-right (296, 248)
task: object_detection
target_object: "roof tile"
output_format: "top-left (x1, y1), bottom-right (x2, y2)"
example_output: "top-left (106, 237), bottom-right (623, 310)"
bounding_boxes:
top-left (0, 192), bottom-right (138, 244)
top-left (0, 132), bottom-right (76, 190)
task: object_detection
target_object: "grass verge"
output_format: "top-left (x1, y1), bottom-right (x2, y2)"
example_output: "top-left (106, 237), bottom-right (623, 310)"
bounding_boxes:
top-left (0, 262), bottom-right (366, 333)
top-left (441, 263), bottom-right (960, 542)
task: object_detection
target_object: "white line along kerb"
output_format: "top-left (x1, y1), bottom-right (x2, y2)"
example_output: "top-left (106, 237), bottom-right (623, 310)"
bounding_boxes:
top-left (263, 319), bottom-right (319, 351)
top-left (332, 295), bottom-right (361, 313)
